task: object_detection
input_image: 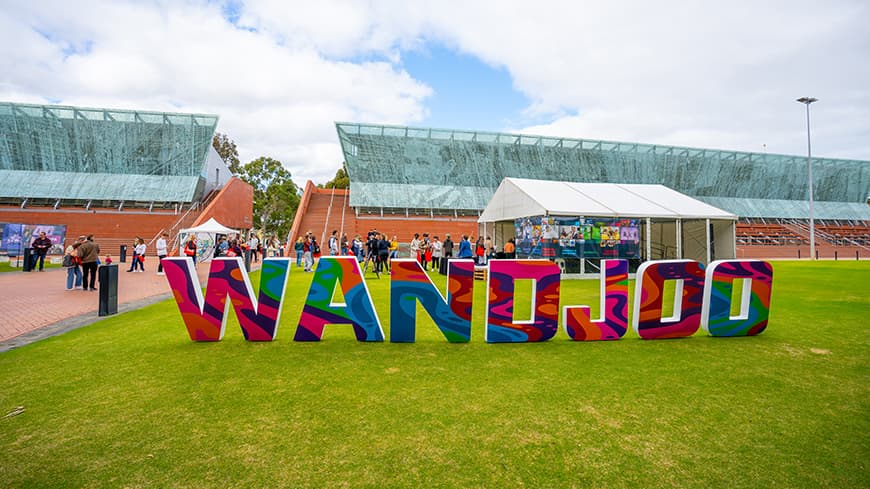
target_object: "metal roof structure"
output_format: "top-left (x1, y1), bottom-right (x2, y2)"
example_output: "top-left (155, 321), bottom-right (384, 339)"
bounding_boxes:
top-left (0, 102), bottom-right (219, 204)
top-left (337, 122), bottom-right (870, 220)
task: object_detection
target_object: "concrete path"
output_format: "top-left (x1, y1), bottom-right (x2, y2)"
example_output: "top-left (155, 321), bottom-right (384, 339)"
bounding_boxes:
top-left (0, 262), bottom-right (217, 352)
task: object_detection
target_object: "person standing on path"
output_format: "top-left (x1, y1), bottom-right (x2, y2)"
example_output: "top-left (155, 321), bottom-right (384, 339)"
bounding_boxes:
top-left (156, 233), bottom-right (168, 275)
top-left (31, 231), bottom-right (53, 272)
top-left (63, 238), bottom-right (83, 290)
top-left (78, 235), bottom-right (100, 291)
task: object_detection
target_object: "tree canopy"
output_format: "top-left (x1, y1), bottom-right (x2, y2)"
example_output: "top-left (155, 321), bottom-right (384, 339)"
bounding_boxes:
top-left (238, 156), bottom-right (300, 238)
top-left (212, 133), bottom-right (242, 174)
top-left (320, 165), bottom-right (349, 189)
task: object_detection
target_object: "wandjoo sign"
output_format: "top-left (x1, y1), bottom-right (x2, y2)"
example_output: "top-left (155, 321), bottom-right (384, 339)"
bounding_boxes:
top-left (163, 256), bottom-right (773, 343)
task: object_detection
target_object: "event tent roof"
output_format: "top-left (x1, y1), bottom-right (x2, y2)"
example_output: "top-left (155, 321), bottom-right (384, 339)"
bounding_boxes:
top-left (478, 178), bottom-right (738, 222)
top-left (180, 217), bottom-right (238, 235)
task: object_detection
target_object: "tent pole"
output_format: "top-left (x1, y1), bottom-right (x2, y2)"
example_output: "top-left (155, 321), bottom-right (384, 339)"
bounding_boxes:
top-left (705, 218), bottom-right (711, 264)
top-left (645, 218), bottom-right (651, 261)
top-left (676, 219), bottom-right (682, 259)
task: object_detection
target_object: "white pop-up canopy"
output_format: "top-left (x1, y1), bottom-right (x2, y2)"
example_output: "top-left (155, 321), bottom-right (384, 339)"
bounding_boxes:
top-left (178, 218), bottom-right (239, 261)
top-left (479, 177), bottom-right (737, 222)
top-left (478, 178), bottom-right (737, 267)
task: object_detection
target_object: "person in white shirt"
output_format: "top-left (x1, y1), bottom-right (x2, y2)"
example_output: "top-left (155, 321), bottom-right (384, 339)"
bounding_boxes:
top-left (156, 232), bottom-right (168, 275)
top-left (431, 236), bottom-right (443, 271)
top-left (127, 237), bottom-right (147, 272)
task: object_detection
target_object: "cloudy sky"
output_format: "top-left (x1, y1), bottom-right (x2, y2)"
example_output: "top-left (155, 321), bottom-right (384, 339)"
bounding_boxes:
top-left (2, 1), bottom-right (868, 184)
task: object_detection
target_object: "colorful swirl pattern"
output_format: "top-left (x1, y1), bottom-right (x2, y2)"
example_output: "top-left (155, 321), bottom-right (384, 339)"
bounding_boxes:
top-left (390, 259), bottom-right (475, 342)
top-left (563, 259), bottom-right (629, 341)
top-left (294, 256), bottom-right (384, 342)
top-left (632, 260), bottom-right (706, 339)
top-left (485, 259), bottom-right (561, 343)
top-left (702, 260), bottom-right (773, 336)
top-left (163, 257), bottom-right (291, 341)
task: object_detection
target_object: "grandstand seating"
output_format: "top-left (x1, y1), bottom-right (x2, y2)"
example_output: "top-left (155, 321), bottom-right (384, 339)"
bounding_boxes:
top-left (289, 181), bottom-right (478, 249)
top-left (735, 218), bottom-right (869, 259)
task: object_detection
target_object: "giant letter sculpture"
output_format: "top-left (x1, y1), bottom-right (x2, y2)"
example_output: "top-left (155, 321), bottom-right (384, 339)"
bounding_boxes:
top-left (163, 257), bottom-right (291, 341)
top-left (390, 259), bottom-right (475, 342)
top-left (294, 256), bottom-right (384, 342)
top-left (701, 260), bottom-right (774, 337)
top-left (563, 259), bottom-right (630, 341)
top-left (485, 259), bottom-right (561, 343)
top-left (631, 260), bottom-right (705, 340)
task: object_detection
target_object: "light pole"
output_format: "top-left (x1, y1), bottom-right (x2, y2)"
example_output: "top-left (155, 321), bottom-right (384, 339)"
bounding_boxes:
top-left (796, 97), bottom-right (818, 259)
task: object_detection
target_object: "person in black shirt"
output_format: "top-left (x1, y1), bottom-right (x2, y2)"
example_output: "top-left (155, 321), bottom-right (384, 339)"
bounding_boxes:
top-left (31, 232), bottom-right (53, 272)
top-left (376, 233), bottom-right (390, 273)
top-left (443, 234), bottom-right (454, 259)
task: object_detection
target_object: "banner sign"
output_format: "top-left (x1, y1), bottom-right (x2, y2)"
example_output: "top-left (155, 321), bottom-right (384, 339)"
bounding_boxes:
top-left (164, 257), bottom-right (773, 343)
top-left (515, 216), bottom-right (641, 259)
top-left (0, 223), bottom-right (66, 255)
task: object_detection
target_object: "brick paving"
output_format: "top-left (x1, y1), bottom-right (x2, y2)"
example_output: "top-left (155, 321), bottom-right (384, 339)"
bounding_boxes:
top-left (0, 261), bottom-right (216, 350)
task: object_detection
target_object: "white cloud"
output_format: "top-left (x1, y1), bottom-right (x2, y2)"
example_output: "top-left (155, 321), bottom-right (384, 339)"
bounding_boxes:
top-left (1, 0), bottom-right (867, 192)
top-left (0, 0), bottom-right (432, 183)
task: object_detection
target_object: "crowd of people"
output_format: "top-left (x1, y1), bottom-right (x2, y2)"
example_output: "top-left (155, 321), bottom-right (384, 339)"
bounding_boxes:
top-left (52, 228), bottom-right (519, 292)
top-left (289, 229), bottom-right (518, 274)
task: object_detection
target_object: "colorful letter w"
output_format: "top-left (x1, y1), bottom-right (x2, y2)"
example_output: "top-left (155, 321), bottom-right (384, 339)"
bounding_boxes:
top-left (163, 257), bottom-right (291, 341)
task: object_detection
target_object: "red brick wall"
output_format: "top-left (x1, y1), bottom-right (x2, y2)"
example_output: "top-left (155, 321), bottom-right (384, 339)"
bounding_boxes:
top-left (193, 176), bottom-right (253, 229)
top-left (0, 207), bottom-right (180, 251)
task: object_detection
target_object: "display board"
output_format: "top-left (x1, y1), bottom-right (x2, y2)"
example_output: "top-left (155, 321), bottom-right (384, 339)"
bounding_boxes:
top-left (514, 216), bottom-right (640, 259)
top-left (0, 222), bottom-right (66, 255)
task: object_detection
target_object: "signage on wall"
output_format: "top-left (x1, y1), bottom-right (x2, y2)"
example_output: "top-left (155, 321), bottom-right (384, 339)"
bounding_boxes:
top-left (163, 256), bottom-right (773, 343)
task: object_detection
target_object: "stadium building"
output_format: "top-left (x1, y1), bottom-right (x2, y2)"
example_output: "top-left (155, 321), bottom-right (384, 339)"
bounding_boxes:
top-left (290, 122), bottom-right (869, 261)
top-left (0, 102), bottom-right (253, 261)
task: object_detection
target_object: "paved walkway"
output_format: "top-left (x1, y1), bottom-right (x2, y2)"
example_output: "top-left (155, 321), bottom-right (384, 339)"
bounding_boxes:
top-left (0, 262), bottom-right (217, 352)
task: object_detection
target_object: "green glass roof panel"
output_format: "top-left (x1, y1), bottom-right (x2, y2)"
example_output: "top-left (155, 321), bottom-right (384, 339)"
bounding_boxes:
top-left (0, 102), bottom-right (217, 177)
top-left (337, 121), bottom-right (870, 219)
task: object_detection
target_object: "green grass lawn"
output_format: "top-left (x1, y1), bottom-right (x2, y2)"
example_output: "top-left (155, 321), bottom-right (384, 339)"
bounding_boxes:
top-left (1, 261), bottom-right (868, 488)
top-left (0, 259), bottom-right (61, 273)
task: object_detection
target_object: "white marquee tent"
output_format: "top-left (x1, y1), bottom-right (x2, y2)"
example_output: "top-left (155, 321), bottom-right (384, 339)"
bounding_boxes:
top-left (178, 218), bottom-right (240, 261)
top-left (478, 178), bottom-right (737, 268)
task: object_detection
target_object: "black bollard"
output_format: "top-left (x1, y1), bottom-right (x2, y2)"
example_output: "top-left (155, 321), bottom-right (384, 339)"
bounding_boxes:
top-left (835, 251), bottom-right (838, 260)
top-left (120, 244), bottom-right (127, 263)
top-left (22, 248), bottom-right (34, 272)
top-left (98, 264), bottom-right (118, 316)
